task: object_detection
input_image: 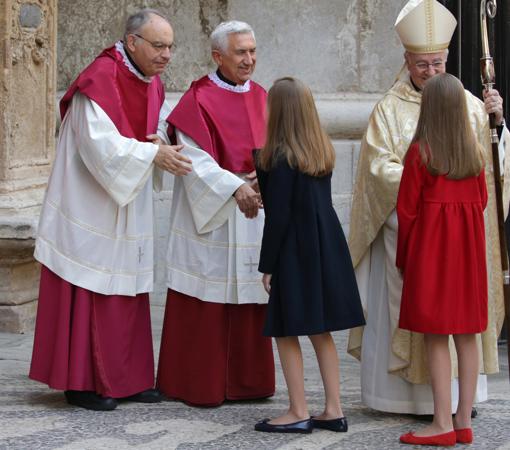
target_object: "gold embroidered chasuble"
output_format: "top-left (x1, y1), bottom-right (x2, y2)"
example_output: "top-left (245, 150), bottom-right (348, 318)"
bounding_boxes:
top-left (347, 75), bottom-right (510, 384)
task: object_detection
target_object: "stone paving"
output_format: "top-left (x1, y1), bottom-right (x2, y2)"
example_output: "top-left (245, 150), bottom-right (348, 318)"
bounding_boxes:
top-left (1, 304), bottom-right (509, 450)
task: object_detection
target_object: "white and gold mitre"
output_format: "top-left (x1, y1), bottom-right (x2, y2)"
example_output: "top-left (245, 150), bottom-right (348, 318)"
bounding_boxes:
top-left (395, 0), bottom-right (457, 54)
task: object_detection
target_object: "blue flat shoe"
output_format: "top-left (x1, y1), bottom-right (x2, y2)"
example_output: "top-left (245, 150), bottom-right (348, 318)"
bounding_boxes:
top-left (311, 416), bottom-right (348, 432)
top-left (254, 417), bottom-right (313, 434)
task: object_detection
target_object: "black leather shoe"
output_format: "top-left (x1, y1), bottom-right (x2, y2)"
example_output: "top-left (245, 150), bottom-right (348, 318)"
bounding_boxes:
top-left (121, 388), bottom-right (163, 403)
top-left (64, 390), bottom-right (118, 411)
top-left (254, 418), bottom-right (313, 434)
top-left (311, 416), bottom-right (348, 432)
top-left (471, 407), bottom-right (478, 419)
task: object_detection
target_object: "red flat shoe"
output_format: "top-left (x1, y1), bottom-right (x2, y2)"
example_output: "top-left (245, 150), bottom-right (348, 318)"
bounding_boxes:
top-left (455, 428), bottom-right (473, 444)
top-left (400, 430), bottom-right (456, 446)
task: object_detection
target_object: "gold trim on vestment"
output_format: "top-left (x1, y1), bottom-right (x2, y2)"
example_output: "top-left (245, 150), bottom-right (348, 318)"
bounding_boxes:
top-left (404, 42), bottom-right (450, 53)
top-left (425, 0), bottom-right (434, 48)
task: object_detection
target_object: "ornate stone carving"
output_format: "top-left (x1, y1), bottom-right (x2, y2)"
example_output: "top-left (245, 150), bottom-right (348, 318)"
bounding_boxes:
top-left (0, 0), bottom-right (56, 332)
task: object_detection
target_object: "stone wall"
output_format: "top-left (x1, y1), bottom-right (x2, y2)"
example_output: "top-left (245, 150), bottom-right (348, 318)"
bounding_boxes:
top-left (0, 0), bottom-right (57, 332)
top-left (57, 0), bottom-right (407, 94)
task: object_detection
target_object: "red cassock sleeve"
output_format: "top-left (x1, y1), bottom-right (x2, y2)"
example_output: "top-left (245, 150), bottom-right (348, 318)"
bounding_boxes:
top-left (396, 144), bottom-right (424, 271)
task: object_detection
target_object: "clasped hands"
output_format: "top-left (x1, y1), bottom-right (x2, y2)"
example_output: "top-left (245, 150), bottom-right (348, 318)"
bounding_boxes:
top-left (147, 134), bottom-right (192, 176)
top-left (148, 134), bottom-right (262, 217)
top-left (234, 171), bottom-right (262, 219)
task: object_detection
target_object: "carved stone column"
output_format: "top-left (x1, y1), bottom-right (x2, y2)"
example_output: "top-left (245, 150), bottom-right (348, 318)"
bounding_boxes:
top-left (0, 0), bottom-right (56, 332)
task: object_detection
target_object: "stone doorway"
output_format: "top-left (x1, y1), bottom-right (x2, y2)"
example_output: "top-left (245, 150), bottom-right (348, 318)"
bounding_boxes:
top-left (0, 0), bottom-right (57, 332)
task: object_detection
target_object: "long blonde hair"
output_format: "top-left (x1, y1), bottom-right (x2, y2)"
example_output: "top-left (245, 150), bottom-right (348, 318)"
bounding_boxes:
top-left (258, 77), bottom-right (335, 176)
top-left (412, 73), bottom-right (484, 179)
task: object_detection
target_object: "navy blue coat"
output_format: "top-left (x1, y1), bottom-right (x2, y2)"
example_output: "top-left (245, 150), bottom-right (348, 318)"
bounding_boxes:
top-left (256, 157), bottom-right (365, 337)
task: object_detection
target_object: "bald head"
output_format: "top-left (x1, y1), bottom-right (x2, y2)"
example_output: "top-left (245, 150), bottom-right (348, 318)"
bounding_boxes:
top-left (124, 10), bottom-right (174, 77)
top-left (124, 9), bottom-right (170, 41)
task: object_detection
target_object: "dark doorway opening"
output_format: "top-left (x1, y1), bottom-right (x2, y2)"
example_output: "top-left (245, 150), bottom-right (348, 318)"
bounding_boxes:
top-left (439, 0), bottom-right (509, 124)
top-left (439, 0), bottom-right (509, 344)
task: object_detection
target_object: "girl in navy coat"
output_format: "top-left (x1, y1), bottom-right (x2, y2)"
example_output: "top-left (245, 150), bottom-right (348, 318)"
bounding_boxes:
top-left (254, 77), bottom-right (365, 434)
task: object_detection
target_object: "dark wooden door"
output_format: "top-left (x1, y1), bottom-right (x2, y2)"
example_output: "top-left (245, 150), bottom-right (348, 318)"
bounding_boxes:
top-left (439, 0), bottom-right (509, 123)
top-left (439, 1), bottom-right (509, 341)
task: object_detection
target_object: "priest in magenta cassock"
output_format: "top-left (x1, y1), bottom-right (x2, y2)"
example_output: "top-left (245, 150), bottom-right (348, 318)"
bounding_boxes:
top-left (156, 20), bottom-right (275, 406)
top-left (29, 9), bottom-right (192, 411)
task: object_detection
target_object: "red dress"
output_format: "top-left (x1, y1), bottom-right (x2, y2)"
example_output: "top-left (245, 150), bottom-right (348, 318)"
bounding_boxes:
top-left (396, 143), bottom-right (488, 334)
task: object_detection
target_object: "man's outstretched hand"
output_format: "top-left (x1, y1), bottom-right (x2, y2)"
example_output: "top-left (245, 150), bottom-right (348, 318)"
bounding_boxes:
top-left (147, 134), bottom-right (192, 176)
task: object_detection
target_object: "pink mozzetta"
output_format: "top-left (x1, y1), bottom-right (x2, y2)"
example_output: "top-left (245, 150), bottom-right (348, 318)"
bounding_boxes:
top-left (167, 75), bottom-right (267, 173)
top-left (60, 45), bottom-right (165, 142)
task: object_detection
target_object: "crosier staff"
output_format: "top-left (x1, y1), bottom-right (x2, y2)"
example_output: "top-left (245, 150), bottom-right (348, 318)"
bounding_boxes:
top-left (480, 0), bottom-right (510, 381)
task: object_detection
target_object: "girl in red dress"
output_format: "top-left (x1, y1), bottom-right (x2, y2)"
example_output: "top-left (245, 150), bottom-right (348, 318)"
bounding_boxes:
top-left (396, 73), bottom-right (487, 447)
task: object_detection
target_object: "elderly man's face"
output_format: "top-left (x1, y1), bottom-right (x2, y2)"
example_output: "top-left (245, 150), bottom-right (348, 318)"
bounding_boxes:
top-left (126, 14), bottom-right (174, 77)
top-left (405, 50), bottom-right (448, 90)
top-left (213, 33), bottom-right (257, 85)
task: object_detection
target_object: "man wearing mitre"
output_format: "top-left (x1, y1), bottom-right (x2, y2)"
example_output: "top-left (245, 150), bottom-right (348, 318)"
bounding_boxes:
top-left (348, 0), bottom-right (509, 415)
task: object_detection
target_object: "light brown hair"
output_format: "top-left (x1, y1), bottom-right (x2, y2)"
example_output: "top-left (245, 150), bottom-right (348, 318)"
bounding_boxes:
top-left (258, 77), bottom-right (335, 176)
top-left (412, 73), bottom-right (484, 179)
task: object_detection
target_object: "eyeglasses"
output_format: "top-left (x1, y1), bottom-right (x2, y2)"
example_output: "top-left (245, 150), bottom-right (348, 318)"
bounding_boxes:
top-left (414, 60), bottom-right (446, 71)
top-left (132, 33), bottom-right (172, 52)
